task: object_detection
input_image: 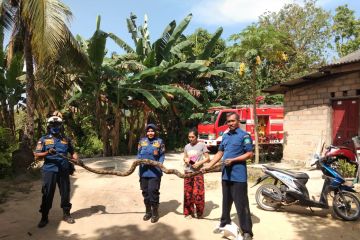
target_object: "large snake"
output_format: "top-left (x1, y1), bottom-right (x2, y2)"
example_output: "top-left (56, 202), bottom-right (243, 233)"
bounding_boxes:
top-left (45, 154), bottom-right (221, 178)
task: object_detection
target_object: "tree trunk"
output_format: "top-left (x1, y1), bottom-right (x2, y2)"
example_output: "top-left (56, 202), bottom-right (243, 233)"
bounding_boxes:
top-left (1, 100), bottom-right (10, 129)
top-left (95, 93), bottom-right (111, 156)
top-left (22, 29), bottom-right (35, 148)
top-left (127, 110), bottom-right (136, 154)
top-left (0, 108), bottom-right (3, 126)
top-left (36, 117), bottom-right (43, 140)
top-left (252, 67), bottom-right (260, 164)
top-left (9, 104), bottom-right (16, 137)
top-left (111, 107), bottom-right (121, 156)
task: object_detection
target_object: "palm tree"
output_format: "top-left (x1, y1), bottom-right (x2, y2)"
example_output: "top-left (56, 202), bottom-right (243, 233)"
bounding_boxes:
top-left (0, 23), bottom-right (24, 136)
top-left (0, 0), bottom-right (75, 148)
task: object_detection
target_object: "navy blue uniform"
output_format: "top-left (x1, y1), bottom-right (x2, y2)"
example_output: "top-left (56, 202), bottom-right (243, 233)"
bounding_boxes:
top-left (35, 134), bottom-right (75, 216)
top-left (218, 128), bottom-right (253, 236)
top-left (137, 137), bottom-right (165, 205)
top-left (219, 128), bottom-right (253, 182)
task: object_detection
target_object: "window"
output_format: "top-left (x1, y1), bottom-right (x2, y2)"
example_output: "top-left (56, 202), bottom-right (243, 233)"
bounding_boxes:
top-left (201, 111), bottom-right (219, 124)
top-left (218, 112), bottom-right (229, 127)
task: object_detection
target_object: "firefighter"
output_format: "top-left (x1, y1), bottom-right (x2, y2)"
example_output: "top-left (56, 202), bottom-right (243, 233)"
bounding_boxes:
top-left (137, 123), bottom-right (165, 223)
top-left (34, 113), bottom-right (81, 228)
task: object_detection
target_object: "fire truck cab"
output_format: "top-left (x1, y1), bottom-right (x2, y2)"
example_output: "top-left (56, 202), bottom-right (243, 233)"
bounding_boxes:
top-left (197, 105), bottom-right (284, 151)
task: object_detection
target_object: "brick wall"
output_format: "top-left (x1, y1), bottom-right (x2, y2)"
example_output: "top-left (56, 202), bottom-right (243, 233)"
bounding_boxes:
top-left (283, 71), bottom-right (360, 166)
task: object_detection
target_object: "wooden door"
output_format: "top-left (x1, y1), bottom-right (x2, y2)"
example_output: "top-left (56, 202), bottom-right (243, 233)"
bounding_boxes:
top-left (332, 99), bottom-right (359, 146)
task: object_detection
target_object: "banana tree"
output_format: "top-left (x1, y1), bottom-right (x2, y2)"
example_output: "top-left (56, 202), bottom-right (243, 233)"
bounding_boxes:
top-left (109, 13), bottom-right (237, 148)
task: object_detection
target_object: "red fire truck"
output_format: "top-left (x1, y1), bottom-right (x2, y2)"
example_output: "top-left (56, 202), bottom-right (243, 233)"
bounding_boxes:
top-left (198, 105), bottom-right (284, 158)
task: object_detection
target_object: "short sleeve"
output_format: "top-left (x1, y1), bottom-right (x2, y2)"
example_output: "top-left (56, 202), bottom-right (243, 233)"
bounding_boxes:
top-left (219, 135), bottom-right (226, 151)
top-left (202, 143), bottom-right (209, 153)
top-left (159, 139), bottom-right (165, 163)
top-left (242, 134), bottom-right (253, 152)
top-left (184, 144), bottom-right (188, 155)
top-left (160, 140), bottom-right (165, 155)
top-left (35, 138), bottom-right (44, 153)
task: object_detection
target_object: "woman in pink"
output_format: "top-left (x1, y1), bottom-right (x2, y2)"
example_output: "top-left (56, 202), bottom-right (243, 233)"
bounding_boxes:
top-left (183, 129), bottom-right (210, 219)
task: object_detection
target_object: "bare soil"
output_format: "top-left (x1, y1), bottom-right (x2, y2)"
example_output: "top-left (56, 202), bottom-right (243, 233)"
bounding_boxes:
top-left (0, 153), bottom-right (359, 240)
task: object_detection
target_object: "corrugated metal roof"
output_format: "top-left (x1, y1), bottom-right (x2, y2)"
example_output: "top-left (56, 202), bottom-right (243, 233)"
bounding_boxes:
top-left (263, 49), bottom-right (360, 94)
top-left (263, 72), bottom-right (326, 94)
top-left (333, 49), bottom-right (360, 64)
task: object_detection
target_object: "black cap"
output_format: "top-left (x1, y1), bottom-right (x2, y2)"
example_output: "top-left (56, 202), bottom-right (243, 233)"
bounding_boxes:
top-left (145, 123), bottom-right (157, 131)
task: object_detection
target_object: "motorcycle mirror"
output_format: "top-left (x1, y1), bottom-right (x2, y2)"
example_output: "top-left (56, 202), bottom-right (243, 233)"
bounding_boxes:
top-left (309, 154), bottom-right (320, 166)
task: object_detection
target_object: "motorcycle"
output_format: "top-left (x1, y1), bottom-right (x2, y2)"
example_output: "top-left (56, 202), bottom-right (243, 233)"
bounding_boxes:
top-left (323, 136), bottom-right (359, 180)
top-left (252, 155), bottom-right (360, 221)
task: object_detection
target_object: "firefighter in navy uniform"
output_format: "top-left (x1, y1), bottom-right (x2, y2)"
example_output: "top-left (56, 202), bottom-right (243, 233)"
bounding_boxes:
top-left (34, 114), bottom-right (81, 228)
top-left (137, 123), bottom-right (165, 223)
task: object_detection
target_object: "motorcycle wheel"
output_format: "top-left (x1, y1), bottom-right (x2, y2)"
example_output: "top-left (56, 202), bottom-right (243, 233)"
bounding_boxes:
top-left (333, 192), bottom-right (360, 221)
top-left (255, 184), bottom-right (282, 211)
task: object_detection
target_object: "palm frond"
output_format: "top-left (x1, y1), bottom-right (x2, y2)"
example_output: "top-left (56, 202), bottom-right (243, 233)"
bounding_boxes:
top-left (22, 0), bottom-right (73, 63)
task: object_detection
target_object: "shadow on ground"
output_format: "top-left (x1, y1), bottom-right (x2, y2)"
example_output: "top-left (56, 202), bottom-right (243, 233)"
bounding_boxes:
top-left (283, 205), bottom-right (360, 240)
top-left (58, 223), bottom-right (195, 240)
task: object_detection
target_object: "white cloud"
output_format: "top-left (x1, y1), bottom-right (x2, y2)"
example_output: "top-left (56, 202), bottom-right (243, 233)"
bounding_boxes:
top-left (191, 0), bottom-right (294, 26)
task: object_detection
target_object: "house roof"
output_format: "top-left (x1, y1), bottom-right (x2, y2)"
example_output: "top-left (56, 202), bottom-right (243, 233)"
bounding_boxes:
top-left (325, 49), bottom-right (360, 67)
top-left (263, 49), bottom-right (360, 94)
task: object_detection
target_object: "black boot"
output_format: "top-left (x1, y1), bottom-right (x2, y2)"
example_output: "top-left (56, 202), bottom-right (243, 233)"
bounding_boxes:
top-left (63, 210), bottom-right (75, 224)
top-left (37, 214), bottom-right (49, 228)
top-left (143, 204), bottom-right (152, 221)
top-left (150, 205), bottom-right (159, 223)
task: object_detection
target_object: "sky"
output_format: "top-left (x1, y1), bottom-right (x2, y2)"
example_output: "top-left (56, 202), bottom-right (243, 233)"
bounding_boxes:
top-left (62, 0), bottom-right (360, 54)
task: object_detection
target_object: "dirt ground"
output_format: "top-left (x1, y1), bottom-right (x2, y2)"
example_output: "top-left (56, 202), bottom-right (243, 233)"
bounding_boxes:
top-left (0, 153), bottom-right (359, 240)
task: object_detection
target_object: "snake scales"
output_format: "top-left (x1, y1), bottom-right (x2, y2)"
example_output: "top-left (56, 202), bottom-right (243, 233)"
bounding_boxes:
top-left (60, 155), bottom-right (221, 178)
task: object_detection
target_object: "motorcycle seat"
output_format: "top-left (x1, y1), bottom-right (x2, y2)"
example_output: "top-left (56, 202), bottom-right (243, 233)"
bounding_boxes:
top-left (266, 166), bottom-right (309, 179)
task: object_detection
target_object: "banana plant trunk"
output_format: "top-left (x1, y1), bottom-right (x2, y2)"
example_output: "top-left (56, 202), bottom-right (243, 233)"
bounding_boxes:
top-left (111, 107), bottom-right (121, 156)
top-left (252, 67), bottom-right (260, 164)
top-left (96, 93), bottom-right (111, 156)
top-left (22, 28), bottom-right (35, 148)
top-left (127, 110), bottom-right (136, 154)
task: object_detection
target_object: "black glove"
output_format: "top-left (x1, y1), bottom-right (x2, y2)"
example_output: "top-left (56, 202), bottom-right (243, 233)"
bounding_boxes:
top-left (47, 148), bottom-right (56, 155)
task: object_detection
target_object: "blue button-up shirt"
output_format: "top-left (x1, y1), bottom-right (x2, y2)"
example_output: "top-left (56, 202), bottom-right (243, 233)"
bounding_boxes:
top-left (137, 137), bottom-right (165, 178)
top-left (35, 134), bottom-right (75, 173)
top-left (218, 128), bottom-right (253, 182)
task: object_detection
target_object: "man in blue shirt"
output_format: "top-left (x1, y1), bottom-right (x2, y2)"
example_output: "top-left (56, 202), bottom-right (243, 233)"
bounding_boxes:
top-left (137, 123), bottom-right (165, 223)
top-left (202, 112), bottom-right (253, 240)
top-left (34, 114), bottom-right (80, 228)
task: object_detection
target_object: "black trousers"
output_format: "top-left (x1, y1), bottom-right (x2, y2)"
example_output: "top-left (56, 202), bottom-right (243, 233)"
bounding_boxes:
top-left (40, 171), bottom-right (72, 215)
top-left (220, 180), bottom-right (253, 236)
top-left (140, 177), bottom-right (161, 206)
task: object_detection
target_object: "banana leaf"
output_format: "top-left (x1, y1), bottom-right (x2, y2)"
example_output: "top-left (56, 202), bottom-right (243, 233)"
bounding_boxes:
top-left (155, 84), bottom-right (201, 108)
top-left (198, 27), bottom-right (223, 60)
top-left (162, 14), bottom-right (192, 61)
top-left (108, 33), bottom-right (135, 53)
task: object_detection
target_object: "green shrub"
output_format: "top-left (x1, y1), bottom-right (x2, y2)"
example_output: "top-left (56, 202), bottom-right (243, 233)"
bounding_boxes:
top-left (78, 135), bottom-right (103, 157)
top-left (337, 159), bottom-right (357, 178)
top-left (0, 127), bottom-right (17, 177)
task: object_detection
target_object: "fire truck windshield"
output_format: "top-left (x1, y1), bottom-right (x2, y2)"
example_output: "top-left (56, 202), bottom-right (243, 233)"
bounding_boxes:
top-left (201, 111), bottom-right (219, 124)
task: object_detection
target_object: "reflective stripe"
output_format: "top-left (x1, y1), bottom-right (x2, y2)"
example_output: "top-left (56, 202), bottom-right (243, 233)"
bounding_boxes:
top-left (269, 131), bottom-right (284, 134)
top-left (270, 119), bottom-right (283, 124)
